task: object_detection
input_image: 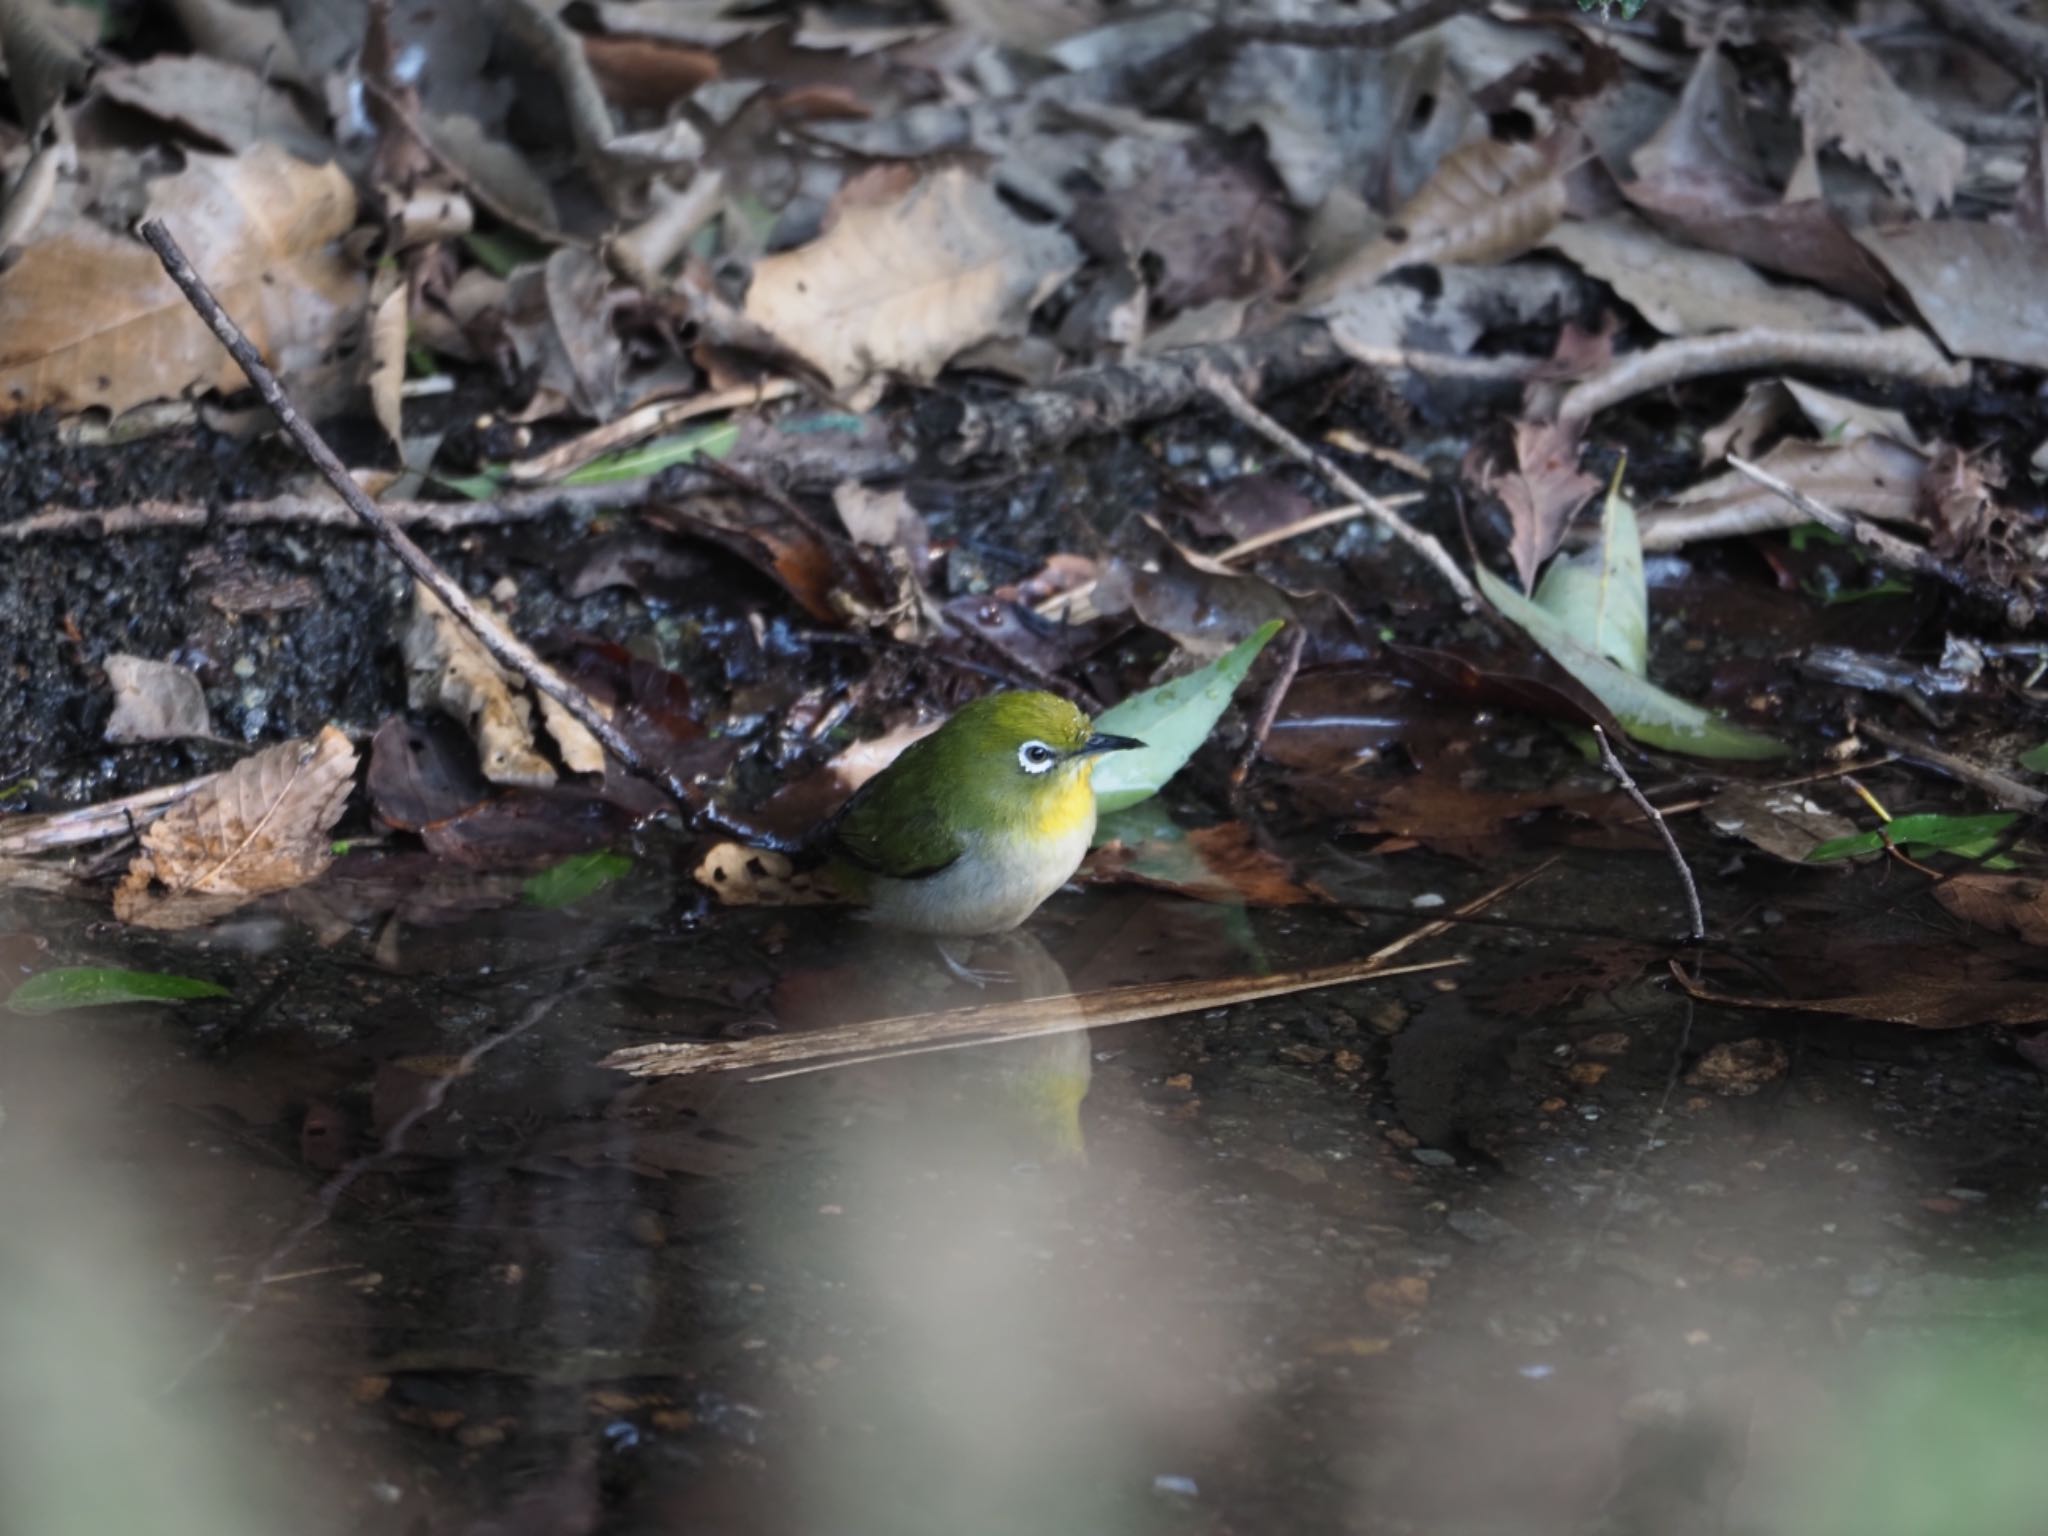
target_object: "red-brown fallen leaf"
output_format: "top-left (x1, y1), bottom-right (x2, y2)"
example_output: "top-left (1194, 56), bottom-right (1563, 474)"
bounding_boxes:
top-left (581, 33), bottom-right (719, 111)
top-left (1083, 822), bottom-right (1319, 906)
top-left (1345, 778), bottom-right (1623, 861)
top-left (1471, 419), bottom-right (1600, 594)
top-left (1933, 874), bottom-right (2048, 947)
top-left (1669, 959), bottom-right (2048, 1029)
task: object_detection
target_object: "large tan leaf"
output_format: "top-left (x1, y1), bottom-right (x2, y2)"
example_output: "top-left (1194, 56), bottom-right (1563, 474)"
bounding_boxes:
top-left (1855, 222), bottom-right (2048, 373)
top-left (114, 726), bottom-right (358, 930)
top-left (0, 142), bottom-right (361, 417)
top-left (1543, 213), bottom-right (1874, 338)
top-left (1790, 34), bottom-right (1963, 220)
top-left (1307, 133), bottom-right (1571, 303)
top-left (742, 165), bottom-right (1080, 399)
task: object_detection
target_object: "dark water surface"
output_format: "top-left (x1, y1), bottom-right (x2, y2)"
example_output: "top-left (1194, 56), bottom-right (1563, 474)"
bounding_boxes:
top-left (4, 844), bottom-right (2048, 1536)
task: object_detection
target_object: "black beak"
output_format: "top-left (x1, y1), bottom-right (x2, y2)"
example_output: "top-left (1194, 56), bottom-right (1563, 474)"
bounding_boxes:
top-left (1081, 732), bottom-right (1145, 756)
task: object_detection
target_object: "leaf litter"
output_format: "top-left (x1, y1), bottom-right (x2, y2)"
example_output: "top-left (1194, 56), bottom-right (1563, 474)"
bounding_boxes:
top-left (10, 5), bottom-right (2048, 1512)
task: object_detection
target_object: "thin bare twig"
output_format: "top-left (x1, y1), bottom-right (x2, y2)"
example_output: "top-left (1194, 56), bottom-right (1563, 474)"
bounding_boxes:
top-left (137, 218), bottom-right (698, 809)
top-left (1197, 363), bottom-right (1480, 608)
top-left (1232, 622), bottom-right (1306, 791)
top-left (1855, 717), bottom-right (2047, 811)
top-left (0, 774), bottom-right (214, 856)
top-left (1727, 453), bottom-right (2034, 628)
top-left (3, 484), bottom-right (653, 540)
top-left (1559, 328), bottom-right (1970, 424)
top-left (1920, 0), bottom-right (2048, 82)
top-left (1593, 724), bottom-right (1705, 941)
top-left (504, 378), bottom-right (798, 484)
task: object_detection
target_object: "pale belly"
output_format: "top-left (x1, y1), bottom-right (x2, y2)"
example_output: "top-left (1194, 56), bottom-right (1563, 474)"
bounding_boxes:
top-left (863, 813), bottom-right (1096, 937)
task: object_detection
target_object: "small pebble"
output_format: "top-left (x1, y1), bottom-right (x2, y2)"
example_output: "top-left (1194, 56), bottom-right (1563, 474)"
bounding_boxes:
top-left (1412, 1148), bottom-right (1456, 1168)
top-left (1152, 1475), bottom-right (1199, 1498)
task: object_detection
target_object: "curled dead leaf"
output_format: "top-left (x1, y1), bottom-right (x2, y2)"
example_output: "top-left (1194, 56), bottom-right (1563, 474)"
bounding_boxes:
top-left (402, 584), bottom-right (604, 787)
top-left (695, 842), bottom-right (839, 907)
top-left (1307, 132), bottom-right (1574, 303)
top-left (114, 726), bottom-right (358, 929)
top-left (104, 653), bottom-right (212, 744)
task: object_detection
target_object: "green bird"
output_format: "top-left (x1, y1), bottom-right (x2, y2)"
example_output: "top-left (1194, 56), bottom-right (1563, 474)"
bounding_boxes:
top-left (820, 691), bottom-right (1144, 940)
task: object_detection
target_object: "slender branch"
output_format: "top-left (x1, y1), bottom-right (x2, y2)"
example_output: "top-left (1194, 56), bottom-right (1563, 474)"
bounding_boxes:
top-left (1855, 716), bottom-right (2047, 812)
top-left (1558, 327), bottom-right (1970, 424)
top-left (1232, 622), bottom-right (1306, 791)
top-left (1727, 453), bottom-right (2034, 628)
top-left (1919, 0), bottom-right (2048, 82)
top-left (1196, 362), bottom-right (1480, 608)
top-left (137, 217), bottom-right (698, 808)
top-left (1593, 724), bottom-right (1705, 942)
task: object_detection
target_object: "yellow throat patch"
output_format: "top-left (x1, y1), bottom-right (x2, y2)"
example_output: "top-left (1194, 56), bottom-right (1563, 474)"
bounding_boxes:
top-left (1027, 767), bottom-right (1097, 844)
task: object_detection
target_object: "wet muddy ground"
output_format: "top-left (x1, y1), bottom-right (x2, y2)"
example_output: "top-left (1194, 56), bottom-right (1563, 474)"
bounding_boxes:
top-left (6, 420), bottom-right (2048, 1536)
top-left (6, 830), bottom-right (2047, 1535)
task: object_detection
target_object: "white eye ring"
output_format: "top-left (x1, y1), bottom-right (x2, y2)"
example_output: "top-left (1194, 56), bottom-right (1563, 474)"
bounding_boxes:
top-left (1018, 739), bottom-right (1058, 774)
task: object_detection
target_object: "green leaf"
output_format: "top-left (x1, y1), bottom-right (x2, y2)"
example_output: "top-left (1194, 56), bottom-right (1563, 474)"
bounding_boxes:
top-left (1807, 812), bottom-right (2019, 864)
top-left (560, 420), bottom-right (740, 486)
top-left (1532, 468), bottom-right (1647, 675)
top-left (6, 967), bottom-right (230, 1015)
top-left (434, 469), bottom-right (505, 501)
top-left (1090, 620), bottom-right (1283, 812)
top-left (2020, 741), bottom-right (2048, 773)
top-left (463, 229), bottom-right (550, 277)
top-left (1477, 563), bottom-right (1784, 759)
top-left (522, 850), bottom-right (633, 908)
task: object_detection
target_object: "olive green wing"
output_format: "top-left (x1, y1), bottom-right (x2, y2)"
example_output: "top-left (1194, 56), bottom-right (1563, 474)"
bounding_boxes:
top-left (825, 772), bottom-right (964, 881)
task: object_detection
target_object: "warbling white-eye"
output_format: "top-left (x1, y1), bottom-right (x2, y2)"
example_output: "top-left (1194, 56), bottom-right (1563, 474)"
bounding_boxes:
top-left (819, 691), bottom-right (1144, 939)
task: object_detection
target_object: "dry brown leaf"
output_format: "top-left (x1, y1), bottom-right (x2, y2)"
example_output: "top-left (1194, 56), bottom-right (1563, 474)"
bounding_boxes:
top-left (1790, 34), bottom-right (1964, 220)
top-left (1542, 213), bottom-right (1874, 338)
top-left (1083, 822), bottom-right (1317, 907)
top-left (742, 165), bottom-right (1081, 400)
top-left (1703, 783), bottom-right (1858, 864)
top-left (1623, 50), bottom-right (1891, 308)
top-left (1934, 874), bottom-right (2048, 947)
top-left (1855, 222), bottom-right (2048, 372)
top-left (93, 55), bottom-right (329, 160)
top-left (0, 143), bottom-right (360, 417)
top-left (1475, 419), bottom-right (1600, 594)
top-left (114, 726), bottom-right (357, 930)
top-left (1671, 960), bottom-right (2048, 1030)
top-left (367, 270), bottom-right (407, 454)
top-left (1308, 133), bottom-right (1572, 303)
top-left (104, 654), bottom-right (212, 744)
top-left (402, 584), bottom-right (604, 788)
top-left (1643, 436), bottom-right (1927, 551)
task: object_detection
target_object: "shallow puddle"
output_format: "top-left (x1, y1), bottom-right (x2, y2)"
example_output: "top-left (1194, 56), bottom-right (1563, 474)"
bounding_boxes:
top-left (4, 846), bottom-right (2047, 1535)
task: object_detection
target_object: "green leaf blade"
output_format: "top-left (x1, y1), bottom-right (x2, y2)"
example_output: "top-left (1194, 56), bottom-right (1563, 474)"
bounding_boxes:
top-left (522, 850), bottom-right (634, 908)
top-left (1476, 564), bottom-right (1784, 760)
top-left (1091, 620), bottom-right (1283, 812)
top-left (6, 967), bottom-right (231, 1015)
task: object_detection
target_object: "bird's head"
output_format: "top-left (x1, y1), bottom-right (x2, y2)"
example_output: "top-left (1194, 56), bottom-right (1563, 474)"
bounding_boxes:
top-left (919, 691), bottom-right (1144, 831)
